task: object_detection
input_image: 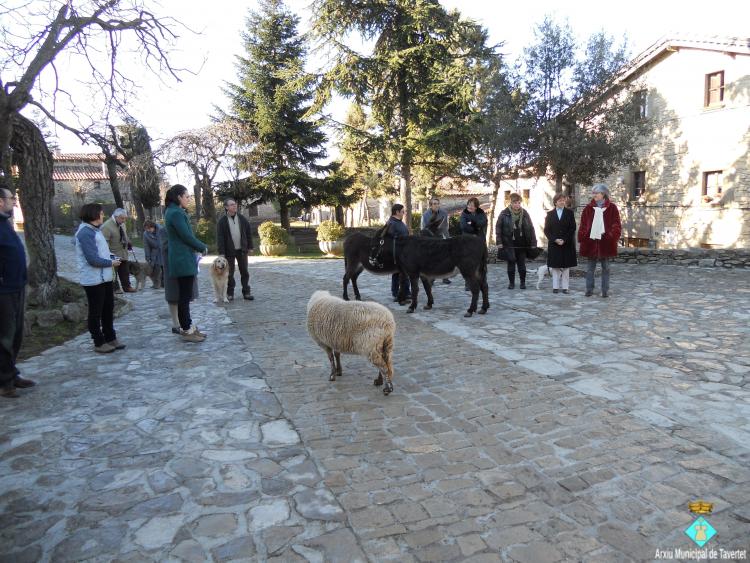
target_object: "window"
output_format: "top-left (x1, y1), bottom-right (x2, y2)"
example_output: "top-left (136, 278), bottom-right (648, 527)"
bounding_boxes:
top-left (634, 90), bottom-right (648, 119)
top-left (522, 189), bottom-right (530, 206)
top-left (632, 171), bottom-right (646, 199)
top-left (503, 191), bottom-right (511, 206)
top-left (702, 171), bottom-right (722, 198)
top-left (705, 71), bottom-right (724, 107)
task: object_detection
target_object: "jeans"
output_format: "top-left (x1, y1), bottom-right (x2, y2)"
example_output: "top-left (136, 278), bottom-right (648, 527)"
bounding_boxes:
top-left (177, 276), bottom-right (195, 331)
top-left (83, 282), bottom-right (116, 347)
top-left (586, 258), bottom-right (611, 293)
top-left (0, 290), bottom-right (25, 386)
top-left (227, 251), bottom-right (250, 296)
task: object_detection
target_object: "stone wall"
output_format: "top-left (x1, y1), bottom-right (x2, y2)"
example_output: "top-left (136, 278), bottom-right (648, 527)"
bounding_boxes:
top-left (613, 247), bottom-right (750, 268)
top-left (487, 245), bottom-right (749, 268)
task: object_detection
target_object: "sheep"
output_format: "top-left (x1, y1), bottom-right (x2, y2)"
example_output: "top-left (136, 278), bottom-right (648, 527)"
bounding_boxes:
top-left (306, 290), bottom-right (396, 395)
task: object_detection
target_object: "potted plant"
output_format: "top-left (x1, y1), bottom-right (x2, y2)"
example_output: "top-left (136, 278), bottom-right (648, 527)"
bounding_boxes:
top-left (258, 221), bottom-right (289, 256)
top-left (316, 220), bottom-right (346, 256)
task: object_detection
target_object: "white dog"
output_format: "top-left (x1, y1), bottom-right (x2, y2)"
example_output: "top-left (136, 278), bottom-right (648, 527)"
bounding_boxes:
top-left (210, 256), bottom-right (230, 304)
top-left (532, 265), bottom-right (551, 289)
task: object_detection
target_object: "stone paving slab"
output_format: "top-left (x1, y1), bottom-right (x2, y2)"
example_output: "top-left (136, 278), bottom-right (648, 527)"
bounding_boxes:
top-left (227, 257), bottom-right (749, 562)
top-left (0, 238), bottom-right (360, 562)
top-left (1, 237), bottom-right (749, 562)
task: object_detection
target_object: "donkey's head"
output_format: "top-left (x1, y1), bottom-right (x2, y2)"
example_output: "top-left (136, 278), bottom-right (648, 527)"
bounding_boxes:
top-left (368, 224), bottom-right (393, 269)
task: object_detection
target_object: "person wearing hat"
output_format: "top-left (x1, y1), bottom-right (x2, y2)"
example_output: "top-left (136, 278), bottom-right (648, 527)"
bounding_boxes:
top-left (578, 183), bottom-right (622, 297)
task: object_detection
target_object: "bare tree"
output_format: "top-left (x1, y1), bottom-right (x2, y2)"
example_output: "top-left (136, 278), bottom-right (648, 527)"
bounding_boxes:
top-left (158, 121), bottom-right (247, 223)
top-left (0, 0), bottom-right (184, 304)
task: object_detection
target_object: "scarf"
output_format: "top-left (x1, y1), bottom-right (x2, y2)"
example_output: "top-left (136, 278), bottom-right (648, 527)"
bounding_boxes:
top-left (509, 207), bottom-right (523, 241)
top-left (590, 206), bottom-right (606, 240)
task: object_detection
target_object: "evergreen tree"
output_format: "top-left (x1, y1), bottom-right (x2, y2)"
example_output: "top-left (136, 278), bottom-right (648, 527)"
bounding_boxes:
top-left (312, 0), bottom-right (494, 231)
top-left (523, 17), bottom-right (650, 193)
top-left (224, 0), bottom-right (330, 229)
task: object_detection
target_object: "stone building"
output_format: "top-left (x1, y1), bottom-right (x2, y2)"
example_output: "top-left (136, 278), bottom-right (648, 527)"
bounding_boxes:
top-left (52, 152), bottom-right (132, 227)
top-left (574, 35), bottom-right (750, 249)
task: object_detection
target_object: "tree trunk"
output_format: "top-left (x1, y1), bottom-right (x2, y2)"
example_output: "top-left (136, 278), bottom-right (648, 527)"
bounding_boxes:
top-left (400, 153), bottom-right (412, 233)
top-left (191, 170), bottom-right (202, 220)
top-left (131, 192), bottom-right (146, 236)
top-left (555, 175), bottom-right (563, 195)
top-left (104, 156), bottom-right (125, 208)
top-left (278, 200), bottom-right (290, 230)
top-left (334, 205), bottom-right (344, 226)
top-left (10, 114), bottom-right (59, 306)
top-left (486, 176), bottom-right (502, 246)
top-left (201, 177), bottom-right (216, 223)
top-left (0, 106), bottom-right (14, 188)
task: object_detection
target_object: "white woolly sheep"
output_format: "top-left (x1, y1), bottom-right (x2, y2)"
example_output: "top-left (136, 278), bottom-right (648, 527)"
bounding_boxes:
top-left (306, 290), bottom-right (396, 395)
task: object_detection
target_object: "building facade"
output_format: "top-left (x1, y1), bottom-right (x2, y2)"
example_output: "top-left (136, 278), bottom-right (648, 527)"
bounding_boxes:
top-left (575, 36), bottom-right (750, 249)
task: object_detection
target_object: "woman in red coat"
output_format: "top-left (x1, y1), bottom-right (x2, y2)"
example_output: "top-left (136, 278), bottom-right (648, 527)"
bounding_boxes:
top-left (577, 184), bottom-right (621, 298)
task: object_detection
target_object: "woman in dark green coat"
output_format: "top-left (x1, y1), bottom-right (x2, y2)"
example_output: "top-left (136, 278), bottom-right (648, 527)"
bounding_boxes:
top-left (164, 184), bottom-right (208, 342)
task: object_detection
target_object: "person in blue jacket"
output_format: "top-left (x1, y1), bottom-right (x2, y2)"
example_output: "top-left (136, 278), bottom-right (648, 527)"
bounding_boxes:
top-left (0, 187), bottom-right (35, 398)
top-left (388, 203), bottom-right (412, 301)
top-left (75, 202), bottom-right (126, 354)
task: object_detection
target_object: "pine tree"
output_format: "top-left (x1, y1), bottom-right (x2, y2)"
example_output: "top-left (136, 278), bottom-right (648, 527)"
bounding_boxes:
top-left (224, 0), bottom-right (330, 229)
top-left (312, 0), bottom-right (494, 231)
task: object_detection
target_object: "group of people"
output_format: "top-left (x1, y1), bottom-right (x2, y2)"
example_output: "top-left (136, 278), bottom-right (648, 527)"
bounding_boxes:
top-left (387, 183), bottom-right (622, 298)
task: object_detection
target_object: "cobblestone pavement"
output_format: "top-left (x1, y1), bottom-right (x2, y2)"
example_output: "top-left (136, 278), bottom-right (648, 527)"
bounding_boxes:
top-left (1, 237), bottom-right (748, 562)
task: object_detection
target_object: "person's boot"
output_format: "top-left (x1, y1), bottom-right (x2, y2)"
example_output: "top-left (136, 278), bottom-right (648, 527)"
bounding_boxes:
top-left (95, 343), bottom-right (116, 354)
top-left (519, 273), bottom-right (526, 290)
top-left (507, 272), bottom-right (515, 289)
top-left (1, 382), bottom-right (19, 399)
top-left (242, 288), bottom-right (254, 301)
top-left (14, 376), bottom-right (36, 388)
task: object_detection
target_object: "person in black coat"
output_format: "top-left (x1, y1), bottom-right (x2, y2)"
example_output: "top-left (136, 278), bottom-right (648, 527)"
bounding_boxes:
top-left (495, 193), bottom-right (537, 289)
top-left (459, 197), bottom-right (488, 291)
top-left (216, 198), bottom-right (254, 301)
top-left (543, 193), bottom-right (578, 294)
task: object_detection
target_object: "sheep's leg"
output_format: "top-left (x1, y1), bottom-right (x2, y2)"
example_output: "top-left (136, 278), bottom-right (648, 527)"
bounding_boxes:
top-left (373, 372), bottom-right (383, 387)
top-left (421, 275), bottom-right (434, 310)
top-left (325, 346), bottom-right (337, 381)
top-left (370, 335), bottom-right (394, 395)
top-left (407, 273), bottom-right (419, 313)
top-left (334, 351), bottom-right (342, 378)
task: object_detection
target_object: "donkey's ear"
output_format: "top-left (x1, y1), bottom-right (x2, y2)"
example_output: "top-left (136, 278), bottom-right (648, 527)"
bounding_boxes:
top-left (375, 224), bottom-right (389, 239)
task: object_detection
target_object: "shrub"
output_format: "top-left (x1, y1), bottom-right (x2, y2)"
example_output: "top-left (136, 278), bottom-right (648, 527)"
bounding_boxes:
top-left (448, 215), bottom-right (461, 236)
top-left (258, 221), bottom-right (289, 245)
top-left (195, 218), bottom-right (216, 250)
top-left (410, 211), bottom-right (422, 232)
top-left (316, 220), bottom-right (346, 242)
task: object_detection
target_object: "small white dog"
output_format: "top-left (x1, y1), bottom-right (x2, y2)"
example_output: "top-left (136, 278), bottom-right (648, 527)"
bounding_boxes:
top-left (210, 256), bottom-right (230, 304)
top-left (532, 265), bottom-right (551, 289)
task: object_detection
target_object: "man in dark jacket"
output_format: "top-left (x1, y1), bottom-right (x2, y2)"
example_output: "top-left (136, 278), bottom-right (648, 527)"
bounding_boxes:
top-left (0, 187), bottom-right (35, 398)
top-left (217, 198), bottom-right (254, 301)
top-left (387, 203), bottom-right (411, 301)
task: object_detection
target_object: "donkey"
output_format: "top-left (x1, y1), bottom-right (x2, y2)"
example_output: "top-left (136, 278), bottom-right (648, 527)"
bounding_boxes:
top-left (371, 232), bottom-right (490, 318)
top-left (342, 230), bottom-right (423, 301)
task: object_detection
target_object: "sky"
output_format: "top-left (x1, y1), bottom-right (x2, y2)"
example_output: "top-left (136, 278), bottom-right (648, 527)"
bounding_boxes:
top-left (36, 0), bottom-right (749, 176)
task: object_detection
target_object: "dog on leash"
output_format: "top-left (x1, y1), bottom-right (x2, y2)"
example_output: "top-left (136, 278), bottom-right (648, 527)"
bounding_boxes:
top-left (127, 261), bottom-right (152, 291)
top-left (532, 265), bottom-right (551, 289)
top-left (210, 256), bottom-right (230, 304)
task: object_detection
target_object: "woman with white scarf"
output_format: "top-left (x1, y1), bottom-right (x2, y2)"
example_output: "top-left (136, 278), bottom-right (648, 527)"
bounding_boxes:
top-left (577, 184), bottom-right (622, 297)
